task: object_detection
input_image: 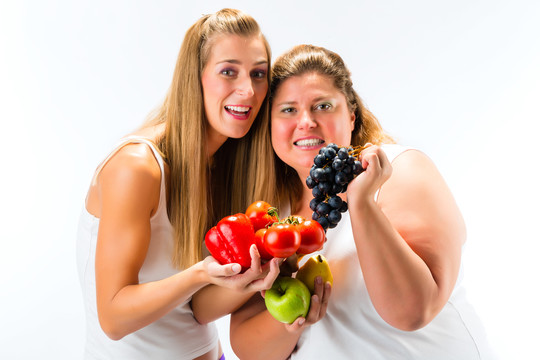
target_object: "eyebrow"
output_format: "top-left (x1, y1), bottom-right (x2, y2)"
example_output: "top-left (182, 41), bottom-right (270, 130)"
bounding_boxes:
top-left (275, 96), bottom-right (333, 106)
top-left (275, 101), bottom-right (297, 107)
top-left (216, 59), bottom-right (268, 66)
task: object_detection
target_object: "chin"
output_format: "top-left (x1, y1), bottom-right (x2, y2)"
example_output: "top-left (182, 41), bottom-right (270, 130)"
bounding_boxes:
top-left (226, 126), bottom-right (252, 139)
top-left (288, 160), bottom-right (312, 176)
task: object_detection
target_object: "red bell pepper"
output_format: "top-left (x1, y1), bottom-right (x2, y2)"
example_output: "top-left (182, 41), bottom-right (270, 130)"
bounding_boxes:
top-left (204, 213), bottom-right (256, 271)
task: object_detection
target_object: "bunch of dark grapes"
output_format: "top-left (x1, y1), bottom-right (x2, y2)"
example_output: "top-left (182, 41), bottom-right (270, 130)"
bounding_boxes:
top-left (306, 143), bottom-right (365, 231)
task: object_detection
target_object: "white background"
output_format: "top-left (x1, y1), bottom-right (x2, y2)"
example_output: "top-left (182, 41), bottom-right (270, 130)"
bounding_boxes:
top-left (1, 0), bottom-right (539, 359)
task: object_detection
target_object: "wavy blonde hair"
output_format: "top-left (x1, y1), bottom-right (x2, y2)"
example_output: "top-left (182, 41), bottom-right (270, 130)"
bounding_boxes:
top-left (143, 9), bottom-right (273, 269)
top-left (263, 44), bottom-right (394, 212)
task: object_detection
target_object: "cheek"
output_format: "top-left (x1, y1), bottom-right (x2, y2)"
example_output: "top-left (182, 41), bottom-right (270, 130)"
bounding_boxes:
top-left (271, 118), bottom-right (291, 151)
top-left (328, 117), bottom-right (353, 145)
top-left (255, 82), bottom-right (269, 101)
top-left (201, 75), bottom-right (225, 106)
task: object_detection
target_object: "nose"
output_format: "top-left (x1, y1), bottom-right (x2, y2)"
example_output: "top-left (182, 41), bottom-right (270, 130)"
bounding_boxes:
top-left (297, 109), bottom-right (317, 130)
top-left (235, 76), bottom-right (255, 97)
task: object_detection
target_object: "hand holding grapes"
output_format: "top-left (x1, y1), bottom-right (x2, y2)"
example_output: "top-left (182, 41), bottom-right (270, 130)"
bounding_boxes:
top-left (346, 144), bottom-right (393, 202)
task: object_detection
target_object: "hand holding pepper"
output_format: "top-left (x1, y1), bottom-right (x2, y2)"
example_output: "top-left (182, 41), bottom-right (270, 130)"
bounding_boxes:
top-left (203, 244), bottom-right (282, 293)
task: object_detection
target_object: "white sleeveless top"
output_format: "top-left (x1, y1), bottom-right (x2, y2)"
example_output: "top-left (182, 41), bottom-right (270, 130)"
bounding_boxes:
top-left (291, 144), bottom-right (497, 360)
top-left (76, 137), bottom-right (218, 359)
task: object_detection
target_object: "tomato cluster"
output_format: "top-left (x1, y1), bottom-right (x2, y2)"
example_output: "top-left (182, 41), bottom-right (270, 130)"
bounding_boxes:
top-left (205, 201), bottom-right (326, 270)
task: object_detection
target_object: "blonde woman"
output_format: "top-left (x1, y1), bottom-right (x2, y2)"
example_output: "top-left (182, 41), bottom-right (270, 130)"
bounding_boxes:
top-left (77, 9), bottom-right (280, 360)
top-left (231, 45), bottom-right (495, 359)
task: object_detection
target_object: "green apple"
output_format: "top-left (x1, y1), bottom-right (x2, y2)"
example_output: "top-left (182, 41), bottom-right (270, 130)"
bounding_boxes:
top-left (295, 254), bottom-right (333, 294)
top-left (264, 276), bottom-right (311, 324)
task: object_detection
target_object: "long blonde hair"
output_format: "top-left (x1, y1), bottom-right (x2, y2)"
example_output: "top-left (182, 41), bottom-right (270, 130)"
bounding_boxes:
top-left (263, 44), bottom-right (394, 211)
top-left (144, 9), bottom-right (273, 269)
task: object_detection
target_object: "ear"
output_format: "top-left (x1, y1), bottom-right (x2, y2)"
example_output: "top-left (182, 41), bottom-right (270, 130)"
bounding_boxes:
top-left (349, 111), bottom-right (356, 132)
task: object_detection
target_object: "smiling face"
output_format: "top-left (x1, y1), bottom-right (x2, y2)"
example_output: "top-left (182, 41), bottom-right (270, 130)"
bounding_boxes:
top-left (201, 34), bottom-right (269, 151)
top-left (271, 72), bottom-right (356, 176)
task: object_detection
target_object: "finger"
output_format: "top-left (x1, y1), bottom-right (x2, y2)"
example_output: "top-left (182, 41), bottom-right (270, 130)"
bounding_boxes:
top-left (321, 282), bottom-right (332, 303)
top-left (248, 244), bottom-right (262, 274)
top-left (246, 258), bottom-right (280, 292)
top-left (318, 282), bottom-right (332, 318)
top-left (206, 262), bottom-right (241, 279)
top-left (285, 316), bottom-right (306, 332)
top-left (264, 257), bottom-right (285, 268)
top-left (305, 294), bottom-right (321, 324)
top-left (262, 258), bottom-right (281, 288)
top-left (374, 147), bottom-right (392, 173)
top-left (361, 151), bottom-right (380, 171)
top-left (225, 263), bottom-right (242, 276)
top-left (313, 276), bottom-right (324, 296)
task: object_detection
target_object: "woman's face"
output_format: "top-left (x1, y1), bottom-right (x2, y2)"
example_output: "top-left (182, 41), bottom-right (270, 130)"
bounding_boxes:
top-left (271, 72), bottom-right (355, 174)
top-left (201, 34), bottom-right (269, 144)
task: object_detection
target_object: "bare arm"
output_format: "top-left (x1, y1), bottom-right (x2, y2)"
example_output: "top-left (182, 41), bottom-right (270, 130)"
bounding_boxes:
top-left (347, 147), bottom-right (465, 331)
top-left (230, 278), bottom-right (331, 359)
top-left (93, 145), bottom-right (276, 340)
top-left (94, 145), bottom-right (214, 339)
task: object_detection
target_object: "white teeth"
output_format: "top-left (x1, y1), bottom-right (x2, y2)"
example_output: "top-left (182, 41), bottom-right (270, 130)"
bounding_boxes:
top-left (225, 105), bottom-right (250, 113)
top-left (295, 139), bottom-right (324, 147)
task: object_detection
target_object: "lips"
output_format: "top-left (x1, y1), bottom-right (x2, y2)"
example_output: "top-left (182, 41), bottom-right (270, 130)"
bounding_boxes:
top-left (225, 105), bottom-right (252, 120)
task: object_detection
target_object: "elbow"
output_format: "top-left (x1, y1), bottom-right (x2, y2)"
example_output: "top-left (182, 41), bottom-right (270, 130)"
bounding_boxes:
top-left (101, 324), bottom-right (126, 341)
top-left (390, 314), bottom-right (430, 332)
top-left (193, 312), bottom-right (213, 326)
top-left (379, 301), bottom-right (436, 332)
top-left (98, 315), bottom-right (128, 341)
top-left (191, 302), bottom-right (214, 325)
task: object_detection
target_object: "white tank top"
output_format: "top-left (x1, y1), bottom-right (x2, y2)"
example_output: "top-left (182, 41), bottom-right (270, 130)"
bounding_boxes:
top-left (291, 144), bottom-right (497, 359)
top-left (76, 137), bottom-right (218, 359)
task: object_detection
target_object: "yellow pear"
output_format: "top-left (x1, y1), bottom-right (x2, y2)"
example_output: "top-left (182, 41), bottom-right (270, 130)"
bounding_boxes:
top-left (295, 254), bottom-right (333, 294)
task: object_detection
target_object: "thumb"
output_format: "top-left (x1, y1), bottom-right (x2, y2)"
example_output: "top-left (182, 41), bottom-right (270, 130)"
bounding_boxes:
top-left (227, 263), bottom-right (242, 275)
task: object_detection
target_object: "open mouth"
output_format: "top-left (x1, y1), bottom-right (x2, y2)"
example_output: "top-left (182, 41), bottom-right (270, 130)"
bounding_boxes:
top-left (294, 138), bottom-right (325, 147)
top-left (225, 105), bottom-right (252, 119)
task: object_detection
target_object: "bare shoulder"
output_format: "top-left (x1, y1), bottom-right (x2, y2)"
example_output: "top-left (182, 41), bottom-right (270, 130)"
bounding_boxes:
top-left (99, 143), bottom-right (162, 187)
top-left (378, 148), bottom-right (465, 245)
top-left (380, 149), bottom-right (447, 201)
top-left (86, 143), bottom-right (162, 218)
top-left (389, 149), bottom-right (441, 181)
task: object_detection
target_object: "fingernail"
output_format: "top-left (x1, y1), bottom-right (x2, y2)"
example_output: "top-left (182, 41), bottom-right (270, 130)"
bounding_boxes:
top-left (316, 276), bottom-right (322, 284)
top-left (298, 318), bottom-right (305, 325)
top-left (231, 264), bottom-right (241, 273)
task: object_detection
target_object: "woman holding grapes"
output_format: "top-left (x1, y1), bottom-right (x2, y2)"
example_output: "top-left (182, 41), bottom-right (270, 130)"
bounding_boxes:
top-left (230, 44), bottom-right (495, 359)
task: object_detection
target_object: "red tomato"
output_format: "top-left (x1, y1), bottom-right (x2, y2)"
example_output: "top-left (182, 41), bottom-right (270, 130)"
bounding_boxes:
top-left (294, 218), bottom-right (326, 255)
top-left (254, 228), bottom-right (273, 261)
top-left (263, 223), bottom-right (301, 258)
top-left (245, 201), bottom-right (278, 232)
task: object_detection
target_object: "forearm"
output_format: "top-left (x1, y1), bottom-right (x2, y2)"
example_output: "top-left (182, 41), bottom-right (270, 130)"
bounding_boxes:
top-left (349, 198), bottom-right (441, 330)
top-left (98, 262), bottom-right (209, 339)
top-left (231, 310), bottom-right (301, 360)
top-left (191, 285), bottom-right (256, 324)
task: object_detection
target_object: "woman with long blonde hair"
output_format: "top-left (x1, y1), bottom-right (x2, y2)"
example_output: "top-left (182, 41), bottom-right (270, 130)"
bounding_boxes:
top-left (77, 9), bottom-right (280, 360)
